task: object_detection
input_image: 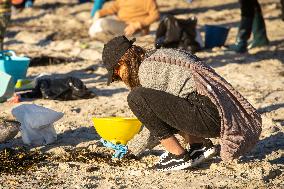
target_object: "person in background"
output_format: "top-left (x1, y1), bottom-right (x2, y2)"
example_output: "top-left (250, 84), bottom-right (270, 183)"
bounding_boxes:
top-left (88, 0), bottom-right (160, 38)
top-left (0, 0), bottom-right (11, 50)
top-left (230, 0), bottom-right (269, 53)
top-left (101, 36), bottom-right (262, 171)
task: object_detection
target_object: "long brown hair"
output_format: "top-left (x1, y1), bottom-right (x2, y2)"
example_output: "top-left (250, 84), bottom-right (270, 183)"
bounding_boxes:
top-left (118, 45), bottom-right (145, 89)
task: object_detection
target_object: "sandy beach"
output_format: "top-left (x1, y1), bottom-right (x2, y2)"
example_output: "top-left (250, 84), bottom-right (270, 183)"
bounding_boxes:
top-left (0, 0), bottom-right (283, 188)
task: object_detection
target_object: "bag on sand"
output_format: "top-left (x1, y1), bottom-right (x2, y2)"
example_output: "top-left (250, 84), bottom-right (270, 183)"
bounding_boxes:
top-left (12, 104), bottom-right (64, 145)
top-left (34, 76), bottom-right (93, 101)
top-left (155, 15), bottom-right (203, 53)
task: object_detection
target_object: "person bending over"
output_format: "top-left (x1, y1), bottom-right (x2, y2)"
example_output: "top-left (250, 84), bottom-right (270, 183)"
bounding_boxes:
top-left (102, 36), bottom-right (262, 171)
top-left (89, 0), bottom-right (160, 38)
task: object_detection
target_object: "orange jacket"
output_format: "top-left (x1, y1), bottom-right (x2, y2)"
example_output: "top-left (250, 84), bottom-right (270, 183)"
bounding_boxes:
top-left (98, 0), bottom-right (160, 28)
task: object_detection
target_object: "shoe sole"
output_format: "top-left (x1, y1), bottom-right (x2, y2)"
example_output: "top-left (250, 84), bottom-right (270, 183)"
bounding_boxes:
top-left (156, 161), bottom-right (193, 172)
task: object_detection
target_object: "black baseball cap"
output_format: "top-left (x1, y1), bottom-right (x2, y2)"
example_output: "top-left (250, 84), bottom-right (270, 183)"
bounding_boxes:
top-left (102, 36), bottom-right (136, 85)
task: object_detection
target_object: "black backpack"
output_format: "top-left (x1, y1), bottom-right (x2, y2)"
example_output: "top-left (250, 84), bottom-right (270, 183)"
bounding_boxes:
top-left (155, 15), bottom-right (202, 53)
top-left (35, 76), bottom-right (94, 100)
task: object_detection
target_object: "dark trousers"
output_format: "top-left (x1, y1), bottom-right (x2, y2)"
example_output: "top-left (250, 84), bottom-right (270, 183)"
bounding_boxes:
top-left (127, 87), bottom-right (221, 141)
top-left (239, 0), bottom-right (261, 18)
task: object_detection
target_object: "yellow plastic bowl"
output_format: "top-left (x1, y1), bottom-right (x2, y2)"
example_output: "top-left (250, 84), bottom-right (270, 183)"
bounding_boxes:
top-left (92, 117), bottom-right (142, 145)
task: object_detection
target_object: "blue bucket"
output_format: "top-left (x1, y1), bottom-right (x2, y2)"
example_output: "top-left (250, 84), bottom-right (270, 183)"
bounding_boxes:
top-left (0, 50), bottom-right (30, 85)
top-left (205, 25), bottom-right (230, 48)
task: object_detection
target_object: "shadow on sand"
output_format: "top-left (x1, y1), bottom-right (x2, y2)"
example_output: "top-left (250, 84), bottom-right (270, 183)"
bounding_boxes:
top-left (204, 39), bottom-right (284, 68)
top-left (0, 126), bottom-right (101, 152)
top-left (239, 132), bottom-right (284, 164)
top-left (161, 1), bottom-right (239, 16)
top-left (258, 103), bottom-right (284, 114)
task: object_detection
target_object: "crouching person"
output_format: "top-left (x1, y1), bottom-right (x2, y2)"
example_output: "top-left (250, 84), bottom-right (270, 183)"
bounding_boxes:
top-left (89, 0), bottom-right (159, 38)
top-left (102, 36), bottom-right (262, 171)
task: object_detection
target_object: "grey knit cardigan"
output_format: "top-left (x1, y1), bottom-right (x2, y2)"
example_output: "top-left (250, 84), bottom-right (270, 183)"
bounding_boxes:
top-left (138, 49), bottom-right (262, 161)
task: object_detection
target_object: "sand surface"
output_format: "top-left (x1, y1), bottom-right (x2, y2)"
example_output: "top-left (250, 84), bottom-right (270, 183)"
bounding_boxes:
top-left (0, 0), bottom-right (284, 188)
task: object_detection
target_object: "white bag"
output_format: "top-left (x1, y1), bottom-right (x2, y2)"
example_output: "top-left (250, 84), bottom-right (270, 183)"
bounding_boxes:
top-left (12, 104), bottom-right (64, 146)
top-left (88, 19), bottom-right (103, 38)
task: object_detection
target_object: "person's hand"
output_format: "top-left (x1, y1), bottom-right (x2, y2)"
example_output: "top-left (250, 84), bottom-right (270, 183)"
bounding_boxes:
top-left (124, 22), bottom-right (142, 36)
top-left (93, 12), bottom-right (101, 20)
